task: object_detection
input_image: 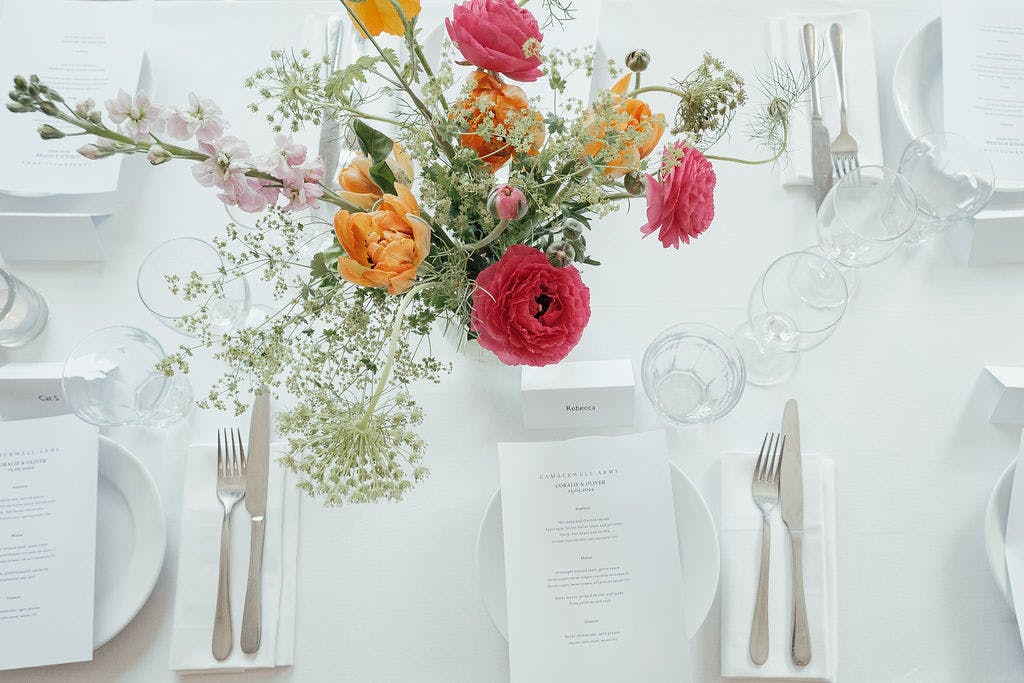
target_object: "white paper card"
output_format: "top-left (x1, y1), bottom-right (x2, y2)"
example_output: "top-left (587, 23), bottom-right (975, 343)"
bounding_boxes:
top-left (498, 431), bottom-right (692, 683)
top-left (0, 414), bottom-right (99, 671)
top-left (0, 1), bottom-right (150, 195)
top-left (521, 359), bottom-right (635, 430)
top-left (0, 362), bottom-right (70, 420)
top-left (942, 0), bottom-right (1024, 188)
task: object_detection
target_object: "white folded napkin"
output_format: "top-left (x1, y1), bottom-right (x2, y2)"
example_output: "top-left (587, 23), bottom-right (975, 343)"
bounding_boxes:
top-left (768, 11), bottom-right (883, 187)
top-left (720, 454), bottom-right (837, 681)
top-left (169, 444), bottom-right (300, 674)
top-left (1003, 433), bottom-right (1024, 648)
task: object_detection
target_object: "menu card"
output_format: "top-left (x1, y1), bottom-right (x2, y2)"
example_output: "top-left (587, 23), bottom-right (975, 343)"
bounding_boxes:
top-left (497, 431), bottom-right (692, 683)
top-left (0, 415), bottom-right (99, 671)
top-left (0, 1), bottom-right (150, 195)
top-left (942, 0), bottom-right (1024, 186)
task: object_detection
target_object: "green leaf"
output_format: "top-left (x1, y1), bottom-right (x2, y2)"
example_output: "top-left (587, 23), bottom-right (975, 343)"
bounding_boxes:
top-left (352, 119), bottom-right (393, 164)
top-left (368, 159), bottom-right (397, 196)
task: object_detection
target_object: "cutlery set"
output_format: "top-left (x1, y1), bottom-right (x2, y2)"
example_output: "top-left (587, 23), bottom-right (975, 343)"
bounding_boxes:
top-left (212, 389), bottom-right (271, 661)
top-left (803, 21), bottom-right (861, 209)
top-left (749, 399), bottom-right (810, 667)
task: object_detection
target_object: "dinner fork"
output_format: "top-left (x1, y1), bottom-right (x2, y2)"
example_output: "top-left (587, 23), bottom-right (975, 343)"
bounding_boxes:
top-left (749, 432), bottom-right (784, 665)
top-left (213, 428), bottom-right (246, 661)
top-left (828, 22), bottom-right (859, 178)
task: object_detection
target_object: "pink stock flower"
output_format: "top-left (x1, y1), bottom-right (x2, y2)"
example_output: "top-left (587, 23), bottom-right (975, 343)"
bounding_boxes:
top-left (640, 141), bottom-right (717, 249)
top-left (445, 0), bottom-right (544, 82)
top-left (166, 93), bottom-right (227, 142)
top-left (279, 157), bottom-right (325, 211)
top-left (471, 244), bottom-right (591, 366)
top-left (257, 134), bottom-right (309, 177)
top-left (192, 136), bottom-right (273, 212)
top-left (104, 90), bottom-right (167, 143)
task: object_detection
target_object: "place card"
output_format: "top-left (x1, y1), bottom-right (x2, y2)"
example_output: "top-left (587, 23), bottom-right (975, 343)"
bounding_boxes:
top-left (498, 431), bottom-right (692, 683)
top-left (981, 366), bottom-right (1024, 424)
top-left (0, 362), bottom-right (70, 421)
top-left (0, 414), bottom-right (99, 671)
top-left (520, 359), bottom-right (635, 430)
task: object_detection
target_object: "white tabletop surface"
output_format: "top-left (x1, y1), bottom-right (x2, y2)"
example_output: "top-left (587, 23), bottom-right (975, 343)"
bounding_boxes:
top-left (3, 0), bottom-right (1024, 681)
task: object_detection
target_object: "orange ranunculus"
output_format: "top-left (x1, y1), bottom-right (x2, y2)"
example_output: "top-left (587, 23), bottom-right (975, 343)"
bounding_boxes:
top-left (455, 70), bottom-right (545, 173)
top-left (346, 0), bottom-right (421, 38)
top-left (337, 143), bottom-right (415, 211)
top-left (584, 74), bottom-right (665, 178)
top-left (333, 183), bottom-right (430, 295)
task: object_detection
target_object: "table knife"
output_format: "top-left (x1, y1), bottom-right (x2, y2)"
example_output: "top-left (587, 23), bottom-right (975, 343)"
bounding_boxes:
top-left (241, 387), bottom-right (270, 654)
top-left (780, 398), bottom-right (811, 666)
top-left (802, 24), bottom-right (833, 209)
top-left (319, 16), bottom-right (345, 186)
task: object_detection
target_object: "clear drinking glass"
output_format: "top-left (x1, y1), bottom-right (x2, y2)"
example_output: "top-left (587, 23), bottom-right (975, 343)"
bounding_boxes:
top-left (642, 323), bottom-right (746, 424)
top-left (817, 165), bottom-right (917, 267)
top-left (137, 237), bottom-right (253, 337)
top-left (61, 326), bottom-right (193, 427)
top-left (734, 251), bottom-right (849, 386)
top-left (899, 132), bottom-right (995, 245)
top-left (0, 266), bottom-right (48, 348)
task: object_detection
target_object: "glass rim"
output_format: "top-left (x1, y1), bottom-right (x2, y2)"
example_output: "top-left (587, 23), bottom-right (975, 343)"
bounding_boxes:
top-left (830, 165), bottom-right (917, 244)
top-left (899, 131), bottom-right (996, 220)
top-left (0, 267), bottom-right (16, 322)
top-left (136, 236), bottom-right (224, 322)
top-left (756, 251), bottom-right (849, 335)
top-left (60, 324), bottom-right (172, 426)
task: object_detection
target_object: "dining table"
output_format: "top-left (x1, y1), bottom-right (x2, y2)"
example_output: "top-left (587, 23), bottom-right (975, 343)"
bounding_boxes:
top-left (2, 0), bottom-right (1024, 680)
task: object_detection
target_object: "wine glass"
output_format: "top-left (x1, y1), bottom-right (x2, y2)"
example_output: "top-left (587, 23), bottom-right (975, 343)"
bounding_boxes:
top-left (816, 165), bottom-right (917, 268)
top-left (137, 237), bottom-right (259, 337)
top-left (641, 323), bottom-right (746, 424)
top-left (898, 132), bottom-right (995, 245)
top-left (61, 326), bottom-right (193, 427)
top-left (0, 266), bottom-right (49, 348)
top-left (734, 251), bottom-right (849, 386)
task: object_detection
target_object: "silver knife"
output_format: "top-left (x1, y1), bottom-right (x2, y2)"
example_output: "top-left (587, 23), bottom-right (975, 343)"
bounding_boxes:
top-left (802, 24), bottom-right (833, 209)
top-left (780, 398), bottom-right (811, 666)
top-left (240, 387), bottom-right (270, 654)
top-left (319, 16), bottom-right (345, 187)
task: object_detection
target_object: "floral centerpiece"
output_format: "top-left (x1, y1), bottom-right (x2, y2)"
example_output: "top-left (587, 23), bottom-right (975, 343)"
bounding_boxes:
top-left (8, 0), bottom-right (809, 505)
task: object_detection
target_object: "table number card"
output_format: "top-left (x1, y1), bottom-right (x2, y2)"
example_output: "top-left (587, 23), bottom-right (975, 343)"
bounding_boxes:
top-left (497, 431), bottom-right (692, 683)
top-left (0, 415), bottom-right (99, 671)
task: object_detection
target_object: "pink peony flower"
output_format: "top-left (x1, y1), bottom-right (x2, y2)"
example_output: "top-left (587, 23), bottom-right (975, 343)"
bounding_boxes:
top-left (471, 244), bottom-right (591, 366)
top-left (445, 0), bottom-right (544, 83)
top-left (640, 141), bottom-right (716, 249)
top-left (105, 90), bottom-right (167, 143)
top-left (166, 93), bottom-right (227, 142)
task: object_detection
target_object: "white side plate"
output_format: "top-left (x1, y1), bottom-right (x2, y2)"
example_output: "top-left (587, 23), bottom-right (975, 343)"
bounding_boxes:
top-left (94, 435), bottom-right (166, 648)
top-left (984, 461), bottom-right (1014, 608)
top-left (476, 461), bottom-right (720, 640)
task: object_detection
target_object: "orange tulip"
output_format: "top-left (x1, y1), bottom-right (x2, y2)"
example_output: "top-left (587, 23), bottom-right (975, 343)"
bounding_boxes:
top-left (584, 74), bottom-right (665, 178)
top-left (333, 183), bottom-right (430, 295)
top-left (454, 70), bottom-right (545, 173)
top-left (337, 143), bottom-right (415, 211)
top-left (345, 0), bottom-right (421, 38)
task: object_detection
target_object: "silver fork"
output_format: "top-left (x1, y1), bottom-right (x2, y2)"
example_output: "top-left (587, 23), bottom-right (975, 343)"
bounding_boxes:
top-left (828, 22), bottom-right (859, 178)
top-left (213, 428), bottom-right (246, 661)
top-left (749, 432), bottom-right (785, 665)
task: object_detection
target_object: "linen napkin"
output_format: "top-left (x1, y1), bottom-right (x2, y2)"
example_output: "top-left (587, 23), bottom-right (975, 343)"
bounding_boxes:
top-left (1002, 432), bottom-right (1024, 649)
top-left (169, 444), bottom-right (300, 674)
top-left (768, 11), bottom-right (883, 187)
top-left (720, 454), bottom-right (838, 681)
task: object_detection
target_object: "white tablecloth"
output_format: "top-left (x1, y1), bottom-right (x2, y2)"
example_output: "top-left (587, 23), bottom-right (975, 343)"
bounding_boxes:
top-left (3, 1), bottom-right (1024, 681)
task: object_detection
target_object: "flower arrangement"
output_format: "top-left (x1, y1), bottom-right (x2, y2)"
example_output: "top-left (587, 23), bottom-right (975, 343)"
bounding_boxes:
top-left (8, 0), bottom-right (810, 505)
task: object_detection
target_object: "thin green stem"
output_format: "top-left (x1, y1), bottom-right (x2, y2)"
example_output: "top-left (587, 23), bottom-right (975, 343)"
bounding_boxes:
top-left (463, 219), bottom-right (510, 252)
top-left (705, 124), bottom-right (788, 166)
top-left (623, 85), bottom-right (688, 100)
top-left (294, 92), bottom-right (403, 126)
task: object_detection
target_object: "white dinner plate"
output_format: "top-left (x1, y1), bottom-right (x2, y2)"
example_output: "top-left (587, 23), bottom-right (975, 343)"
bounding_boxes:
top-left (476, 461), bottom-right (720, 640)
top-left (94, 435), bottom-right (166, 648)
top-left (893, 19), bottom-right (1024, 193)
top-left (984, 461), bottom-right (1014, 608)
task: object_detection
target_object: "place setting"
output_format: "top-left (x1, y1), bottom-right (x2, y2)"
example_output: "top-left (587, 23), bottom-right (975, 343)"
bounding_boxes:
top-left (0, 0), bottom-right (1023, 680)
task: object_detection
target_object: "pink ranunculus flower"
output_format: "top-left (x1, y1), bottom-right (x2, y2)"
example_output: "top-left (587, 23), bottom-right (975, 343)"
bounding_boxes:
top-left (445, 0), bottom-right (544, 83)
top-left (166, 93), bottom-right (227, 142)
top-left (105, 90), bottom-right (167, 143)
top-left (471, 244), bottom-right (591, 366)
top-left (640, 141), bottom-right (717, 249)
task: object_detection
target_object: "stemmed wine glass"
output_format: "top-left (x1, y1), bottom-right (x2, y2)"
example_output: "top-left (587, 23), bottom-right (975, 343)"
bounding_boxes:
top-left (734, 251), bottom-right (849, 386)
top-left (898, 132), bottom-right (995, 245)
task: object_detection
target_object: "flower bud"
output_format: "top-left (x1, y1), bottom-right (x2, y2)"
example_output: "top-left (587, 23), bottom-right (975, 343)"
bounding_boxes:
top-left (13, 75), bottom-right (27, 91)
top-left (546, 240), bottom-right (576, 267)
top-left (6, 102), bottom-right (33, 114)
top-left (561, 218), bottom-right (585, 240)
top-left (88, 110), bottom-right (103, 124)
top-left (74, 98), bottom-right (96, 119)
top-left (625, 49), bottom-right (650, 73)
top-left (623, 171), bottom-right (647, 195)
top-left (487, 183), bottom-right (528, 221)
top-left (37, 124), bottom-right (64, 140)
top-left (146, 145), bottom-right (172, 165)
top-left (77, 143), bottom-right (115, 160)
top-left (38, 100), bottom-right (59, 116)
